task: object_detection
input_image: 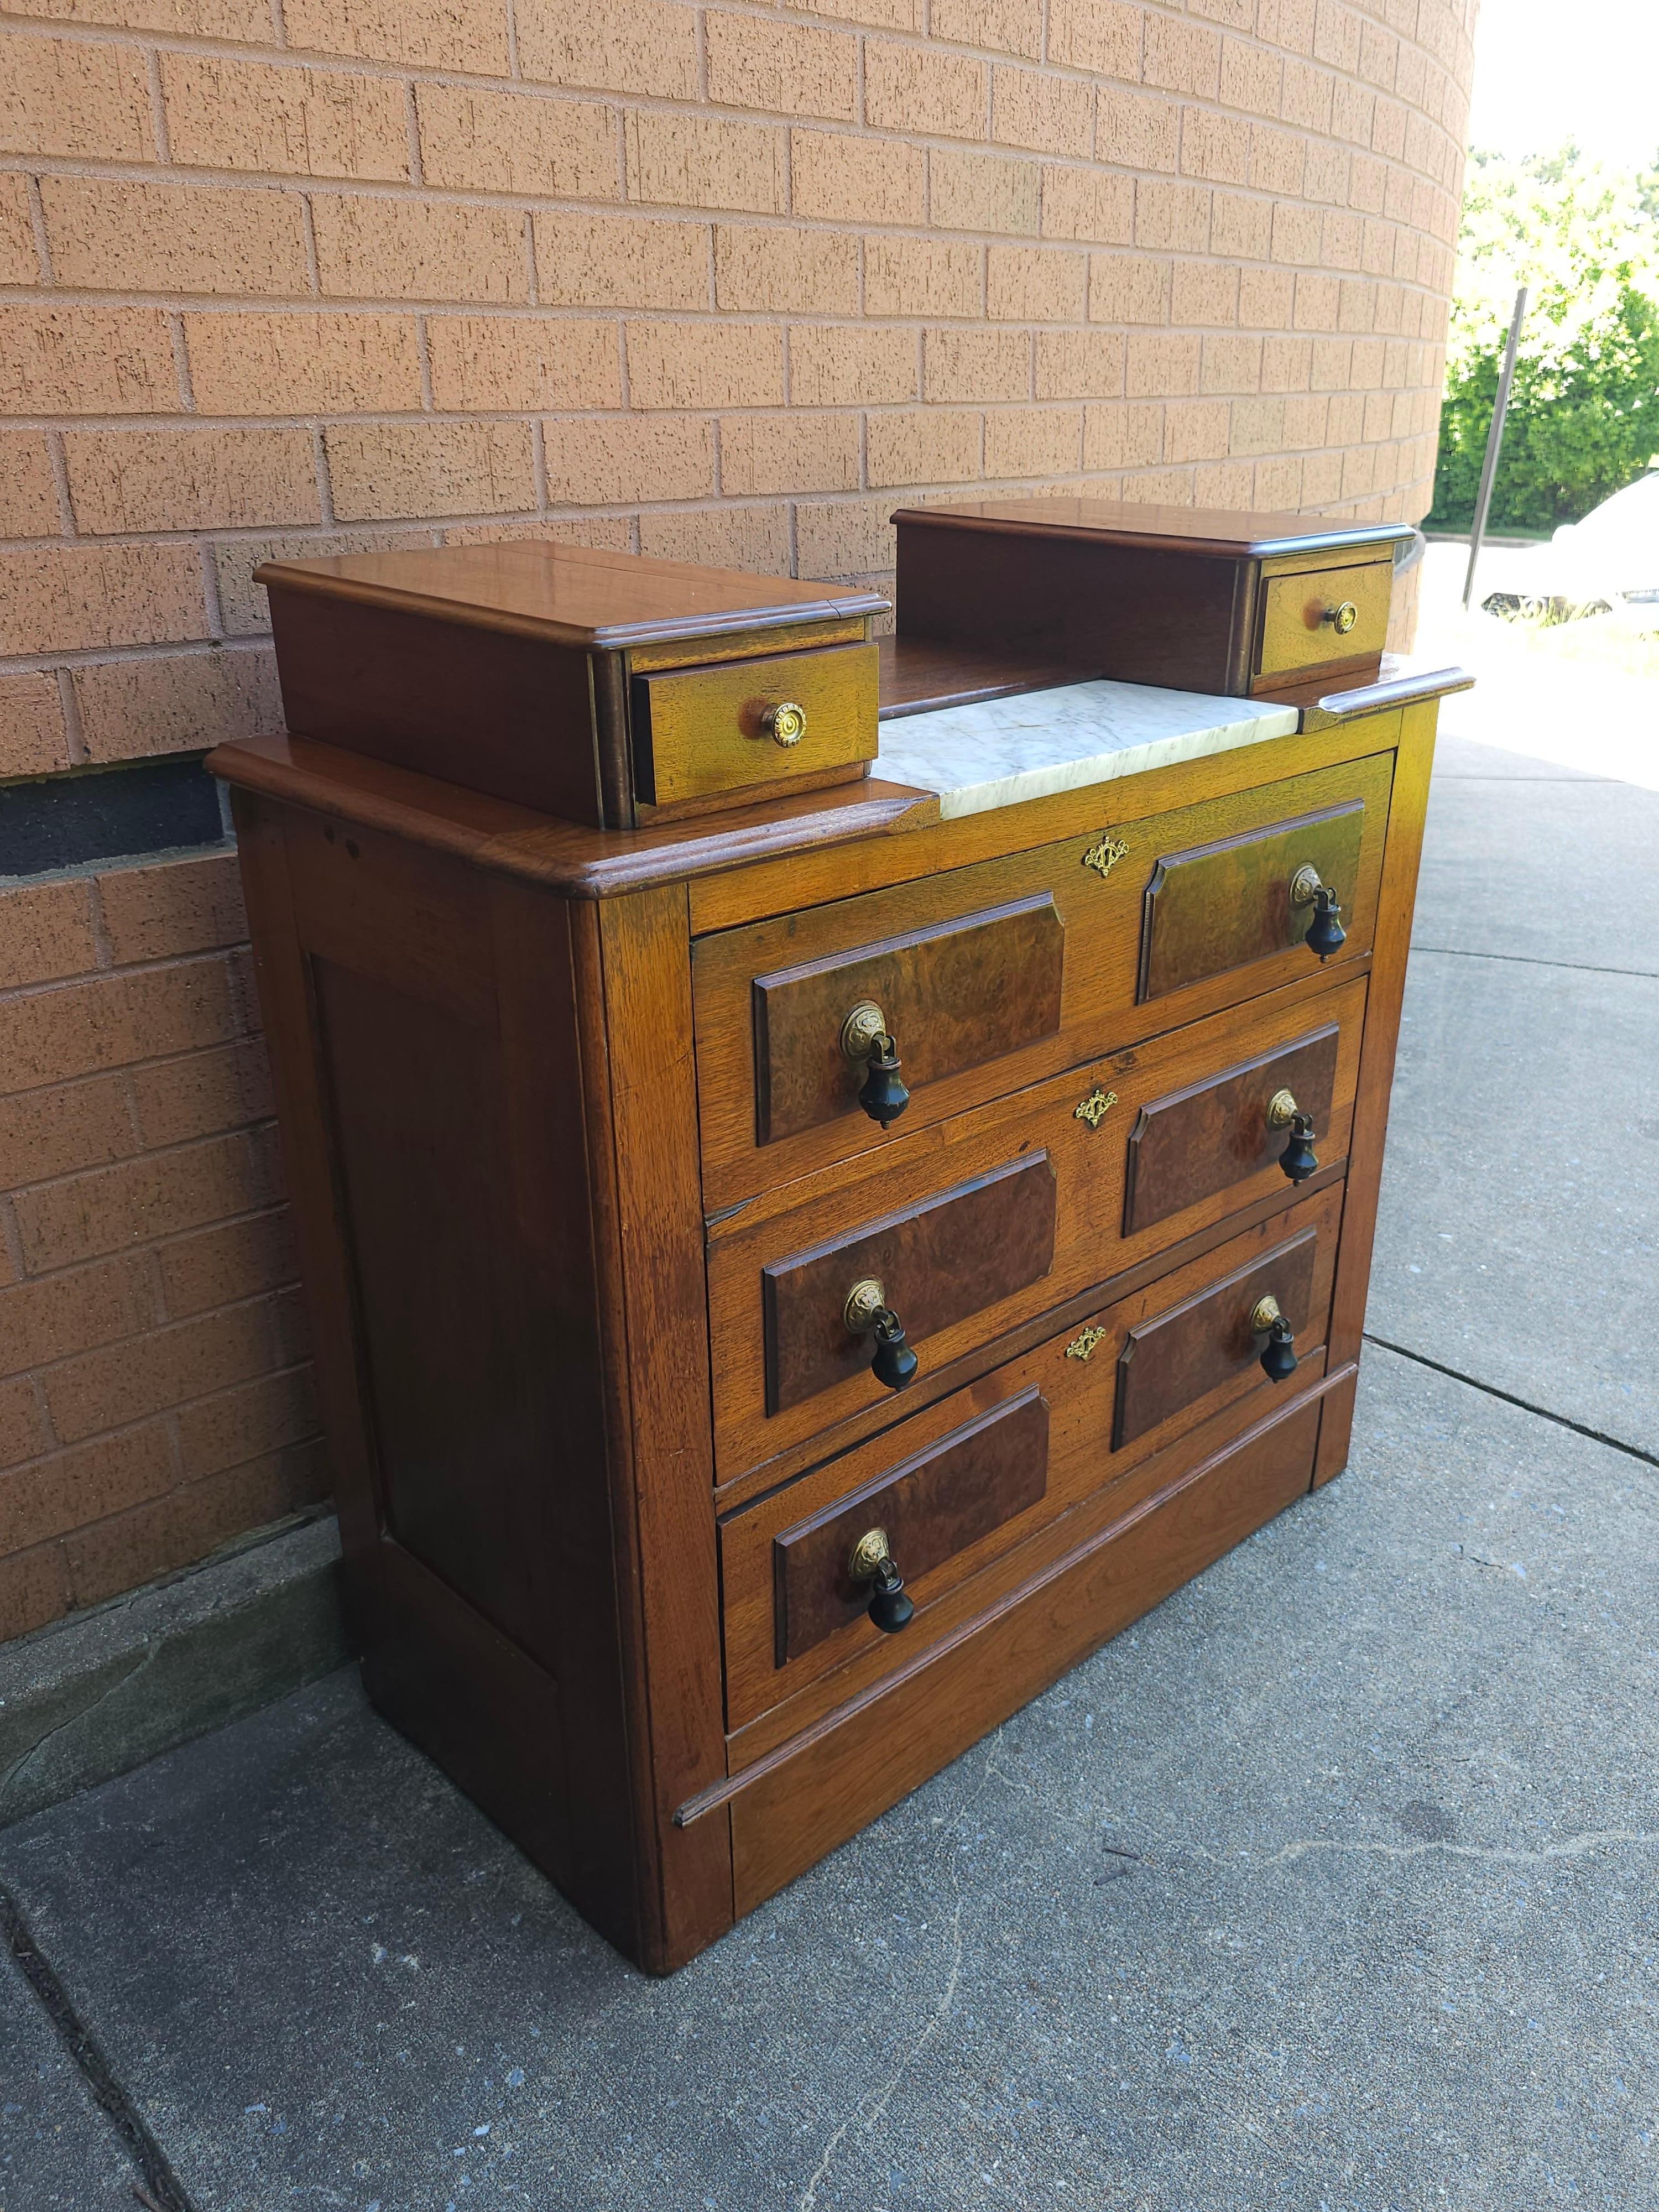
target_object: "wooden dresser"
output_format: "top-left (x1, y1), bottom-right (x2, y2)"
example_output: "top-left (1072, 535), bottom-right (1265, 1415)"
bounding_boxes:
top-left (210, 512), bottom-right (1467, 1974)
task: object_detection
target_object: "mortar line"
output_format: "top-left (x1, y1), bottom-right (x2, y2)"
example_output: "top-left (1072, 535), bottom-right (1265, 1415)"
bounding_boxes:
top-left (0, 1880), bottom-right (198, 2212)
top-left (1408, 945), bottom-right (1659, 981)
top-left (1363, 1335), bottom-right (1659, 1470)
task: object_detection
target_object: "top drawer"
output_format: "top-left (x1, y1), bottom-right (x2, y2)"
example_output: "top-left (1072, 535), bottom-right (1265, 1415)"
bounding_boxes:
top-left (1255, 561), bottom-right (1391, 681)
top-left (632, 641), bottom-right (878, 811)
top-left (692, 750), bottom-right (1391, 1210)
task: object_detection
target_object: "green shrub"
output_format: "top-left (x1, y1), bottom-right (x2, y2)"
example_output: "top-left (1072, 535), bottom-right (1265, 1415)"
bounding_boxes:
top-left (1428, 147), bottom-right (1659, 533)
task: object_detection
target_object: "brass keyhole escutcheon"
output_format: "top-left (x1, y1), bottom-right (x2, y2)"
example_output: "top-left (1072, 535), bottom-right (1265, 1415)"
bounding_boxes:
top-left (843, 1276), bottom-right (886, 1334)
top-left (1267, 1088), bottom-right (1298, 1129)
top-left (1321, 601), bottom-right (1359, 635)
top-left (1081, 832), bottom-right (1129, 880)
top-left (1290, 864), bottom-right (1323, 907)
top-left (760, 700), bottom-right (807, 748)
top-left (839, 1000), bottom-right (887, 1063)
top-left (1066, 1325), bottom-right (1108, 1363)
top-left (1250, 1294), bottom-right (1282, 1334)
top-left (1074, 1086), bottom-right (1118, 1131)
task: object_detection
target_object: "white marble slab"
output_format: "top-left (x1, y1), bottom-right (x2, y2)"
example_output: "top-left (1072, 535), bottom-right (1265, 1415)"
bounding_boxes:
top-left (878, 679), bottom-right (1301, 818)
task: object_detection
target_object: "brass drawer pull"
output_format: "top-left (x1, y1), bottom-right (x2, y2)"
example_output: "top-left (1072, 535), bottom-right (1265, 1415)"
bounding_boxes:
top-left (759, 700), bottom-right (807, 748)
top-left (843, 1276), bottom-right (919, 1391)
top-left (839, 999), bottom-right (909, 1128)
top-left (1321, 601), bottom-right (1360, 635)
top-left (848, 1526), bottom-right (915, 1634)
top-left (1251, 1294), bottom-right (1298, 1383)
top-left (1289, 866), bottom-right (1346, 962)
top-left (1267, 1089), bottom-right (1319, 1183)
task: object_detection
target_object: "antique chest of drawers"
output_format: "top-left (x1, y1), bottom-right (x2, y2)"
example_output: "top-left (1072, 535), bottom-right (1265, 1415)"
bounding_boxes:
top-left (211, 527), bottom-right (1467, 1973)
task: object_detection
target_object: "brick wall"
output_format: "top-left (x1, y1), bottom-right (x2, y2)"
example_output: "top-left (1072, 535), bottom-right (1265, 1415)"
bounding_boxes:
top-left (0, 0), bottom-right (1477, 1640)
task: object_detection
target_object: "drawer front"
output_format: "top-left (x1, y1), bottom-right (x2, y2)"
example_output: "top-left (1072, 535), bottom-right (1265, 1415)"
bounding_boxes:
top-left (1256, 560), bottom-right (1391, 678)
top-left (632, 641), bottom-right (877, 808)
top-left (720, 1186), bottom-right (1340, 1731)
top-left (708, 970), bottom-right (1366, 1480)
top-left (692, 750), bottom-right (1391, 1209)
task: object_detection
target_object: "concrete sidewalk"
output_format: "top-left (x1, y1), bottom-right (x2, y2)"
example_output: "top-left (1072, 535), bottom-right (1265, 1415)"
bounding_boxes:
top-left (3, 727), bottom-right (1656, 2212)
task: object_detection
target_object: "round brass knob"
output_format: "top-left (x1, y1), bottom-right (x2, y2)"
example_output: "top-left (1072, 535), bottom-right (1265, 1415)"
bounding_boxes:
top-left (1323, 601), bottom-right (1359, 636)
top-left (760, 700), bottom-right (807, 748)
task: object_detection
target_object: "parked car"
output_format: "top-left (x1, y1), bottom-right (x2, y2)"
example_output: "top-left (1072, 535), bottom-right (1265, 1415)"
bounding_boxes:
top-left (1481, 468), bottom-right (1659, 620)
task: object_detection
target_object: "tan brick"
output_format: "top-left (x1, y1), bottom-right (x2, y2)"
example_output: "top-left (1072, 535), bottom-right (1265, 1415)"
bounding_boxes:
top-left (1280, 56), bottom-right (1332, 133)
top-left (0, 880), bottom-right (96, 994)
top-left (1088, 252), bottom-right (1170, 325)
top-left (312, 197), bottom-right (529, 303)
top-left (426, 315), bottom-right (619, 412)
top-left (160, 54), bottom-right (408, 181)
top-left (1300, 448), bottom-right (1344, 504)
top-left (0, 434), bottom-right (60, 539)
top-left (922, 328), bottom-right (1029, 404)
top-left (1082, 401), bottom-right (1128, 472)
top-left (0, 175), bottom-right (36, 285)
top-left (0, 962), bottom-right (241, 1099)
top-left (637, 504), bottom-right (792, 575)
top-left (159, 1209), bottom-right (296, 1321)
top-left (1271, 201), bottom-right (1324, 267)
top-left (1201, 332), bottom-right (1263, 393)
top-left (1220, 35), bottom-right (1282, 116)
top-left (714, 226), bottom-right (859, 314)
top-left (7, 0), bottom-right (269, 35)
top-left (794, 494), bottom-right (894, 578)
top-left (94, 852), bottom-right (243, 969)
top-left (790, 325), bottom-right (916, 405)
top-left (283, 0), bottom-right (510, 71)
top-left (1126, 331), bottom-right (1201, 397)
top-left (1121, 466), bottom-right (1193, 504)
top-left (0, 544), bottom-right (207, 658)
top-left (706, 13), bottom-right (857, 120)
top-left (793, 129), bottom-right (925, 225)
top-left (15, 1125), bottom-right (281, 1276)
top-left (518, 0), bottom-right (698, 98)
top-left (1171, 260), bottom-right (1239, 326)
top-left (626, 321), bottom-right (784, 410)
top-left (1194, 460), bottom-right (1256, 509)
top-left (983, 405), bottom-right (1080, 478)
top-left (0, 1074), bottom-right (136, 1190)
top-left (1136, 178), bottom-right (1209, 253)
top-left (930, 0), bottom-right (1041, 59)
top-left (865, 43), bottom-right (986, 139)
top-left (175, 1362), bottom-right (317, 1484)
top-left (184, 312), bottom-right (422, 418)
top-left (1163, 398), bottom-right (1231, 463)
top-left (930, 148), bottom-right (1041, 235)
top-left (1192, 0), bottom-right (1258, 28)
top-left (41, 178), bottom-right (308, 297)
top-left (0, 307), bottom-right (178, 417)
top-left (64, 429), bottom-right (319, 536)
top-left (1041, 167), bottom-right (1134, 245)
top-left (1048, 0), bottom-right (1141, 76)
top-left (986, 244), bottom-right (1086, 321)
top-left (45, 1287), bottom-right (303, 1445)
top-left (1035, 329), bottom-right (1124, 399)
top-left (1144, 15), bottom-right (1221, 98)
top-left (1240, 268), bottom-right (1296, 327)
top-left (325, 420), bottom-right (535, 523)
top-left (0, 1538), bottom-right (71, 1641)
top-left (416, 84), bottom-right (616, 198)
top-left (542, 415), bottom-right (714, 504)
top-left (536, 213), bottom-right (708, 309)
top-left (1182, 108), bottom-right (1250, 184)
top-left (720, 413), bottom-right (858, 495)
top-left (1252, 124), bottom-right (1307, 196)
top-left (0, 674), bottom-right (70, 780)
top-left (1097, 87), bottom-right (1178, 175)
top-left (865, 236), bottom-right (982, 318)
top-left (443, 517), bottom-right (632, 552)
top-left (1285, 392), bottom-right (1331, 446)
top-left (1211, 190), bottom-right (1271, 260)
top-left (1231, 394), bottom-right (1287, 453)
top-left (131, 1038), bottom-right (272, 1150)
top-left (628, 112), bottom-right (786, 214)
top-left (866, 408), bottom-right (979, 487)
top-left (0, 1424), bottom-right (179, 1557)
top-left (992, 67), bottom-right (1092, 158)
top-left (212, 529), bottom-right (431, 635)
top-left (0, 1257), bottom-right (156, 1382)
top-left (0, 32), bottom-right (152, 160)
top-left (71, 649), bottom-right (283, 764)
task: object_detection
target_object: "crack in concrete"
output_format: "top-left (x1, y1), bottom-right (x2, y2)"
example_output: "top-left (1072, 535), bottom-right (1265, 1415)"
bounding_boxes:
top-left (1362, 1335), bottom-right (1659, 1470)
top-left (1409, 944), bottom-right (1659, 980)
top-left (0, 1644), bottom-right (153, 1819)
top-left (1170, 1828), bottom-right (1659, 1875)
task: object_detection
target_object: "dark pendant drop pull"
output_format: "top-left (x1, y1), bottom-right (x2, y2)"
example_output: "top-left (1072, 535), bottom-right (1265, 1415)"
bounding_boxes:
top-left (849, 1526), bottom-right (915, 1635)
top-left (857, 1038), bottom-right (910, 1129)
top-left (1279, 1110), bottom-right (1319, 1183)
top-left (870, 1308), bottom-right (919, 1391)
top-left (1305, 885), bottom-right (1347, 961)
top-left (1253, 1294), bottom-right (1298, 1384)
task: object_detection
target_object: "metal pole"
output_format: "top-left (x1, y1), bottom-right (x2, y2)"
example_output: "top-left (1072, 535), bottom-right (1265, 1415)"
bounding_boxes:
top-left (1462, 283), bottom-right (1528, 611)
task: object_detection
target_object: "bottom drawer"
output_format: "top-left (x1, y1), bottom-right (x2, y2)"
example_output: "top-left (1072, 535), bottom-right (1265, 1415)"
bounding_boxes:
top-left (720, 1380), bottom-right (1332, 1918)
top-left (719, 1182), bottom-right (1342, 1735)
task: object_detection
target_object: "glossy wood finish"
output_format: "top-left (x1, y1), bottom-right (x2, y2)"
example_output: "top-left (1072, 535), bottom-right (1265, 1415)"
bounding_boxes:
top-left (1139, 794), bottom-right (1367, 1000)
top-left (893, 496), bottom-right (1417, 562)
top-left (1256, 560), bottom-right (1392, 677)
top-left (693, 751), bottom-right (1390, 1209)
top-left (633, 641), bottom-right (878, 809)
top-left (876, 635), bottom-right (1088, 719)
top-left (774, 1389), bottom-right (1050, 1666)
top-left (750, 891), bottom-right (1065, 1146)
top-left (719, 1187), bottom-right (1340, 1735)
top-left (709, 970), bottom-right (1365, 1479)
top-left (763, 1154), bottom-right (1058, 1414)
top-left (1123, 1019), bottom-right (1339, 1236)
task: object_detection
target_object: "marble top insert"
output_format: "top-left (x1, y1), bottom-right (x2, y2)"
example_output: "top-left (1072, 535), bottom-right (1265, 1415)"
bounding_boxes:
top-left (877, 678), bottom-right (1301, 819)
